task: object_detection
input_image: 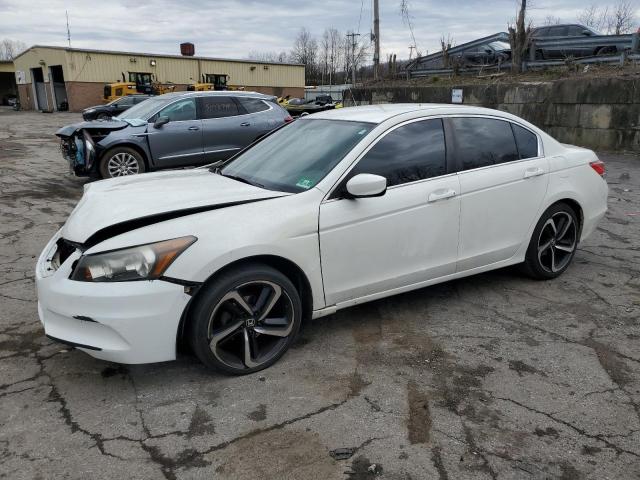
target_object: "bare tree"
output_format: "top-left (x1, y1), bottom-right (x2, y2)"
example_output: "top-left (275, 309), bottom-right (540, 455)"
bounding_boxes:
top-left (543, 15), bottom-right (562, 25)
top-left (508, 0), bottom-right (531, 73)
top-left (607, 1), bottom-right (635, 34)
top-left (291, 28), bottom-right (319, 84)
top-left (341, 33), bottom-right (370, 84)
top-left (246, 51), bottom-right (288, 63)
top-left (0, 39), bottom-right (27, 60)
top-left (578, 2), bottom-right (636, 34)
top-left (440, 34), bottom-right (454, 68)
top-left (327, 28), bottom-right (342, 85)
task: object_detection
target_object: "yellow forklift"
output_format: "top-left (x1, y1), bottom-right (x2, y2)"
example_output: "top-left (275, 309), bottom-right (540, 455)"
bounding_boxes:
top-left (104, 72), bottom-right (175, 102)
top-left (103, 81), bottom-right (137, 102)
top-left (187, 74), bottom-right (239, 91)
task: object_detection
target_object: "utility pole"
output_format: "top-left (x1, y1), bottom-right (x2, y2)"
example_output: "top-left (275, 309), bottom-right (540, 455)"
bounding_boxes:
top-left (346, 32), bottom-right (360, 85)
top-left (373, 0), bottom-right (380, 80)
top-left (409, 45), bottom-right (416, 60)
top-left (66, 10), bottom-right (71, 47)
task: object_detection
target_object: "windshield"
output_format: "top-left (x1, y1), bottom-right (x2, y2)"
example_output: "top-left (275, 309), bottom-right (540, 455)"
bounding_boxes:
top-left (220, 119), bottom-right (374, 193)
top-left (117, 96), bottom-right (167, 121)
top-left (488, 41), bottom-right (510, 50)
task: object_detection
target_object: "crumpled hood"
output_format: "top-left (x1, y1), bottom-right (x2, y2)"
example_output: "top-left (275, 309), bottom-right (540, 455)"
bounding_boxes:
top-left (56, 119), bottom-right (130, 138)
top-left (62, 169), bottom-right (288, 244)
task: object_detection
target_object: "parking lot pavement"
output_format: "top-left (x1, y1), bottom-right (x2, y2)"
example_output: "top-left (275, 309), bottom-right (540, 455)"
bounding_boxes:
top-left (0, 109), bottom-right (638, 479)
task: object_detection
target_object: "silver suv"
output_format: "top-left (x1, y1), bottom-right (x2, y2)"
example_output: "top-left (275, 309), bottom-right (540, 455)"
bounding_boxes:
top-left (57, 91), bottom-right (293, 178)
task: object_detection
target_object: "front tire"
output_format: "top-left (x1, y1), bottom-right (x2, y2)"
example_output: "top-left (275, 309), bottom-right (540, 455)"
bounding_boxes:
top-left (522, 203), bottom-right (579, 280)
top-left (188, 264), bottom-right (303, 375)
top-left (99, 147), bottom-right (146, 178)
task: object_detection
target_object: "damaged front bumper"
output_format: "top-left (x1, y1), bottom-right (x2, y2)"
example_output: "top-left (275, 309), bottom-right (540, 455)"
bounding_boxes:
top-left (56, 120), bottom-right (129, 176)
top-left (36, 230), bottom-right (191, 364)
top-left (59, 130), bottom-right (97, 176)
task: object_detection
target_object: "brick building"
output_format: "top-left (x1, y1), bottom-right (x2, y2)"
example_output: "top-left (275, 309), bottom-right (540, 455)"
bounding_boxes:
top-left (13, 45), bottom-right (305, 112)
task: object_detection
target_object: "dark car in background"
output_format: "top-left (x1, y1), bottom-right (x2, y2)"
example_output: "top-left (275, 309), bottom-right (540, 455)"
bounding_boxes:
top-left (58, 91), bottom-right (293, 178)
top-left (530, 23), bottom-right (628, 58)
top-left (82, 94), bottom-right (153, 121)
top-left (455, 40), bottom-right (511, 65)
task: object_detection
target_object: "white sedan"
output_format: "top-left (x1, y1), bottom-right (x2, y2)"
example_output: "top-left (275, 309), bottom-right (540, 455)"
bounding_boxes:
top-left (36, 104), bottom-right (608, 374)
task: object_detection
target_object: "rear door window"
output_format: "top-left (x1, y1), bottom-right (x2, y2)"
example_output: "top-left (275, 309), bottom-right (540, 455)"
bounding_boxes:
top-left (511, 124), bottom-right (539, 159)
top-left (348, 119), bottom-right (446, 187)
top-left (198, 96), bottom-right (240, 119)
top-left (549, 26), bottom-right (569, 36)
top-left (451, 117), bottom-right (519, 170)
top-left (238, 97), bottom-right (270, 114)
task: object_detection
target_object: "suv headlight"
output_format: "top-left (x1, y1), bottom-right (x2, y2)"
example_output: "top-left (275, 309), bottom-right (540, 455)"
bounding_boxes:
top-left (71, 236), bottom-right (196, 282)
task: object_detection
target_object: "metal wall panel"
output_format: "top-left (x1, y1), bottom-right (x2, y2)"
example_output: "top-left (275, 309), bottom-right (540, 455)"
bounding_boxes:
top-left (13, 48), bottom-right (67, 83)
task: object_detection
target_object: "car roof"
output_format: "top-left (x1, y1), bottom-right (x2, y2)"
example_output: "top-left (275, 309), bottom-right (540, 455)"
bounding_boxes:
top-left (306, 104), bottom-right (508, 124)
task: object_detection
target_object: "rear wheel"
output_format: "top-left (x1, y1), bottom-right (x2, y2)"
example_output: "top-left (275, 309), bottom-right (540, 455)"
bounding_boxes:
top-left (97, 112), bottom-right (110, 120)
top-left (596, 46), bottom-right (616, 56)
top-left (188, 264), bottom-right (302, 375)
top-left (99, 147), bottom-right (146, 178)
top-left (522, 203), bottom-right (579, 280)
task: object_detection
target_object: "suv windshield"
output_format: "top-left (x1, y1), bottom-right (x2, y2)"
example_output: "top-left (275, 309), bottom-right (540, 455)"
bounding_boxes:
top-left (220, 119), bottom-right (374, 193)
top-left (117, 96), bottom-right (169, 122)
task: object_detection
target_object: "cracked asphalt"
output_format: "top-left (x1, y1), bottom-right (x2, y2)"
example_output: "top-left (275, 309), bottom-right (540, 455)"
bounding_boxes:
top-left (1, 109), bottom-right (639, 480)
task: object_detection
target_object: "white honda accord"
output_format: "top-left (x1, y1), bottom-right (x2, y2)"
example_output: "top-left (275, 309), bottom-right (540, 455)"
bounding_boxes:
top-left (36, 104), bottom-right (608, 374)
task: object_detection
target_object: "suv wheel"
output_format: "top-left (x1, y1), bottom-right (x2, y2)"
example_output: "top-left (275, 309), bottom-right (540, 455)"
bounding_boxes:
top-left (522, 203), bottom-right (579, 280)
top-left (99, 147), bottom-right (146, 178)
top-left (188, 264), bottom-right (302, 375)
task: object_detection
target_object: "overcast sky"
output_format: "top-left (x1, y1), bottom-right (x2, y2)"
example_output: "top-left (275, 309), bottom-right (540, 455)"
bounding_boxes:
top-left (1, 0), bottom-right (637, 60)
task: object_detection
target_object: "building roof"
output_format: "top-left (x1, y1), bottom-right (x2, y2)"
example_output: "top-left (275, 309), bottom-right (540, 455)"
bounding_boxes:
top-left (0, 60), bottom-right (15, 73)
top-left (13, 45), bottom-right (304, 67)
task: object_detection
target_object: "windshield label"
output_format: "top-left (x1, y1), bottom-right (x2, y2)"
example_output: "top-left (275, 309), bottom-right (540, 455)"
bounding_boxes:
top-left (296, 177), bottom-right (314, 189)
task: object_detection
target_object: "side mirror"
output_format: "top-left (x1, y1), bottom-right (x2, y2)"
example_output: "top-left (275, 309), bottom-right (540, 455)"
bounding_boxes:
top-left (345, 174), bottom-right (387, 198)
top-left (582, 29), bottom-right (592, 36)
top-left (154, 115), bottom-right (170, 128)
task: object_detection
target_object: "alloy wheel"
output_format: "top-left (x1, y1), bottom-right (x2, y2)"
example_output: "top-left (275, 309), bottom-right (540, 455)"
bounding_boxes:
top-left (207, 281), bottom-right (295, 370)
top-left (537, 211), bottom-right (577, 273)
top-left (107, 152), bottom-right (140, 177)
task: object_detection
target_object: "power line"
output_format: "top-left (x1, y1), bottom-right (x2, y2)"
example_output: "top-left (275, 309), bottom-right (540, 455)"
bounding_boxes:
top-left (356, 0), bottom-right (364, 34)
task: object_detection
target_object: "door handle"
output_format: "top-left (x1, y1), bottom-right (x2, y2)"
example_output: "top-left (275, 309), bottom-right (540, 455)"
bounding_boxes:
top-left (188, 126), bottom-right (200, 131)
top-left (240, 122), bottom-right (251, 127)
top-left (523, 167), bottom-right (545, 179)
top-left (428, 188), bottom-right (457, 203)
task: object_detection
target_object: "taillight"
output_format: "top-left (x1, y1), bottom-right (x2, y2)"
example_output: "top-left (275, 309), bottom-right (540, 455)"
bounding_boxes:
top-left (590, 160), bottom-right (605, 177)
top-left (284, 115), bottom-right (293, 124)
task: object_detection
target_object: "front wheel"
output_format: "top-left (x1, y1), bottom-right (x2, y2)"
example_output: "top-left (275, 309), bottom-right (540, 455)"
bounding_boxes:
top-left (522, 203), bottom-right (579, 280)
top-left (188, 264), bottom-right (303, 375)
top-left (99, 147), bottom-right (146, 178)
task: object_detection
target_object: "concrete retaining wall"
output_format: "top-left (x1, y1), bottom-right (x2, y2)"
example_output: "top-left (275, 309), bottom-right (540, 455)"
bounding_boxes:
top-left (346, 77), bottom-right (640, 151)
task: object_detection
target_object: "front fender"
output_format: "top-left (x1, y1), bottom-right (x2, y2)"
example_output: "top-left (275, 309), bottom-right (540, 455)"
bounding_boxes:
top-left (80, 190), bottom-right (327, 310)
top-left (97, 130), bottom-right (152, 166)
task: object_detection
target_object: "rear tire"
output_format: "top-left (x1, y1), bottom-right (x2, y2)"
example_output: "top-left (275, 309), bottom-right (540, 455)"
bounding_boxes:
top-left (97, 113), bottom-right (110, 120)
top-left (596, 46), bottom-right (616, 56)
top-left (188, 264), bottom-right (303, 375)
top-left (99, 147), bottom-right (146, 178)
top-left (522, 202), bottom-right (579, 280)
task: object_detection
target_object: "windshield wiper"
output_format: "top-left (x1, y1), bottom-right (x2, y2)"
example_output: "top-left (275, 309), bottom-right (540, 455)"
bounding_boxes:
top-left (220, 173), bottom-right (265, 189)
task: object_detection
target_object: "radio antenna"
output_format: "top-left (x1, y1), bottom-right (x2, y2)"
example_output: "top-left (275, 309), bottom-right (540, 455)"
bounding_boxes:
top-left (66, 10), bottom-right (71, 47)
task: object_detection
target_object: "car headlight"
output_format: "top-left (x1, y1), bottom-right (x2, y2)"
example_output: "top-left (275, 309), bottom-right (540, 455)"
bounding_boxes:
top-left (70, 236), bottom-right (197, 282)
top-left (85, 109), bottom-right (95, 113)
